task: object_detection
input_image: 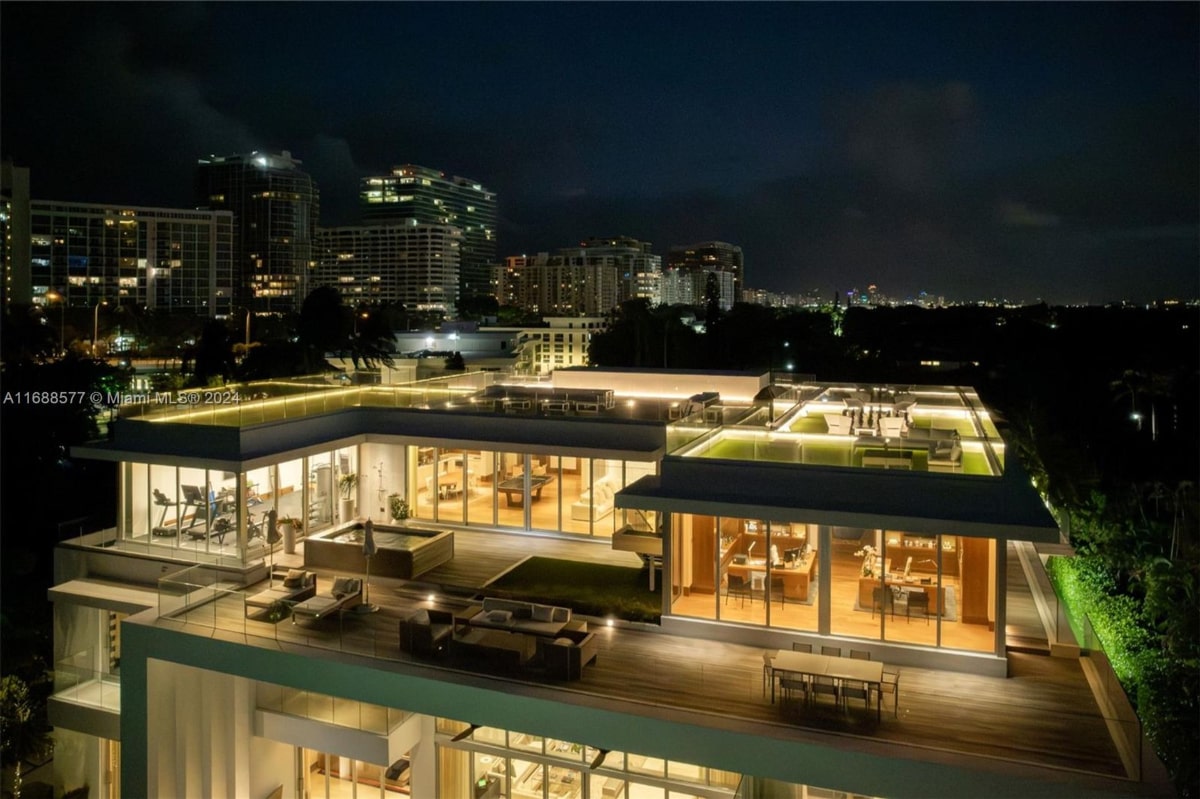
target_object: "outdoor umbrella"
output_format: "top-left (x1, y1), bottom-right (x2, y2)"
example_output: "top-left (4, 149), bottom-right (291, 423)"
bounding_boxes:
top-left (358, 518), bottom-right (380, 613)
top-left (266, 508), bottom-right (280, 583)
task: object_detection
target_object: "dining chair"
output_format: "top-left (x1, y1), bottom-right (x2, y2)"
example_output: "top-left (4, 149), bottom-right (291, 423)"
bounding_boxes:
top-left (821, 645), bottom-right (841, 657)
top-left (841, 679), bottom-right (871, 712)
top-left (879, 667), bottom-right (901, 717)
top-left (761, 650), bottom-right (776, 698)
top-left (849, 649), bottom-right (871, 661)
top-left (811, 674), bottom-right (839, 705)
top-left (779, 676), bottom-right (810, 710)
top-left (791, 642), bottom-right (812, 653)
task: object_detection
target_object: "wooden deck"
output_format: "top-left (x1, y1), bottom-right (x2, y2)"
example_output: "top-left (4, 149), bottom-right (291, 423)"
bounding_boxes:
top-left (163, 531), bottom-right (1143, 791)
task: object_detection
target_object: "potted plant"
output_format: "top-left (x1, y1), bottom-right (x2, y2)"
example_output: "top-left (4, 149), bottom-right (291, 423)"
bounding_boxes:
top-left (389, 494), bottom-right (410, 523)
top-left (278, 515), bottom-right (303, 554)
top-left (338, 473), bottom-right (359, 522)
top-left (854, 544), bottom-right (878, 577)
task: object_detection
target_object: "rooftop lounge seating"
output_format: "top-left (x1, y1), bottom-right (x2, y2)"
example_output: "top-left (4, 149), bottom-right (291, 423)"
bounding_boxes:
top-left (825, 414), bottom-right (853, 435)
top-left (540, 629), bottom-right (599, 681)
top-left (469, 597), bottom-right (574, 638)
top-left (927, 439), bottom-right (963, 470)
top-left (450, 628), bottom-right (537, 671)
top-left (399, 608), bottom-right (454, 657)
top-left (291, 576), bottom-right (362, 623)
top-left (245, 569), bottom-right (316, 616)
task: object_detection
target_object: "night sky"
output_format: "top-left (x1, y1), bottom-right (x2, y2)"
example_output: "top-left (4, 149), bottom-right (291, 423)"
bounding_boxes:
top-left (2, 2), bottom-right (1196, 304)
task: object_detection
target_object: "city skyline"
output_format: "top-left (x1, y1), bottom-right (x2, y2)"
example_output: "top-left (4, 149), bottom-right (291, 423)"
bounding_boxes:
top-left (2, 2), bottom-right (1197, 305)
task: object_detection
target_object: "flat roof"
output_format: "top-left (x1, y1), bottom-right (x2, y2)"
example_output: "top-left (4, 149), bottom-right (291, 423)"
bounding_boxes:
top-left (616, 456), bottom-right (1059, 542)
top-left (48, 578), bottom-right (160, 614)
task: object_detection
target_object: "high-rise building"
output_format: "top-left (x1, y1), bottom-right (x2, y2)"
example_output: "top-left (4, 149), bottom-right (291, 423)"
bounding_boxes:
top-left (27, 200), bottom-right (234, 317)
top-left (577, 236), bottom-right (661, 304)
top-left (313, 222), bottom-right (462, 314)
top-left (660, 266), bottom-right (735, 310)
top-left (2, 161), bottom-right (32, 309)
top-left (195, 151), bottom-right (319, 314)
top-left (494, 253), bottom-right (620, 317)
top-left (667, 241), bottom-right (744, 297)
top-left (360, 165), bottom-right (496, 302)
top-left (51, 372), bottom-right (1146, 798)
top-left (495, 237), bottom-right (659, 315)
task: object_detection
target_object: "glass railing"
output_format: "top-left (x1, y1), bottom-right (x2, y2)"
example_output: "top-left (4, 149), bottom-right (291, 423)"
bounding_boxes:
top-left (119, 372), bottom-right (497, 427)
top-left (53, 650), bottom-right (121, 711)
top-left (1046, 570), bottom-right (1147, 781)
top-left (70, 527), bottom-right (254, 571)
top-left (255, 683), bottom-right (410, 736)
top-left (673, 424), bottom-right (1004, 476)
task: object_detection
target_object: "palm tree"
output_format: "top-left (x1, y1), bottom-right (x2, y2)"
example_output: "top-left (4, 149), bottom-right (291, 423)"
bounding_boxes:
top-left (0, 675), bottom-right (52, 799)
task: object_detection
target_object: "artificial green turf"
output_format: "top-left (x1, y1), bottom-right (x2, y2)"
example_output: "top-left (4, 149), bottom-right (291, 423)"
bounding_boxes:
top-left (487, 556), bottom-right (662, 623)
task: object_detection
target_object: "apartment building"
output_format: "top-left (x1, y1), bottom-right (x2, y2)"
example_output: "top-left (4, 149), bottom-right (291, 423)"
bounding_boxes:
top-left (360, 165), bottom-right (496, 302)
top-left (50, 371), bottom-right (1151, 799)
top-left (195, 151), bottom-right (319, 313)
top-left (313, 222), bottom-right (463, 314)
top-left (27, 200), bottom-right (235, 317)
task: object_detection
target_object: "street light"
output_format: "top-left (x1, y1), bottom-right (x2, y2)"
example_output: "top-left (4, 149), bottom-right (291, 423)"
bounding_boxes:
top-left (44, 291), bottom-right (65, 354)
top-left (92, 300), bottom-right (108, 357)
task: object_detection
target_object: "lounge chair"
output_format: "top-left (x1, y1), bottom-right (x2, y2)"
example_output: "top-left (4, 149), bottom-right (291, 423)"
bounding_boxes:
top-left (245, 569), bottom-right (316, 617)
top-left (291, 576), bottom-right (362, 623)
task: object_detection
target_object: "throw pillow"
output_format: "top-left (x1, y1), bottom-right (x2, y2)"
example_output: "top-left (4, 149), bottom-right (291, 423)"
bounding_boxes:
top-left (412, 609), bottom-right (430, 625)
top-left (486, 609), bottom-right (513, 624)
top-left (332, 577), bottom-right (357, 598)
top-left (283, 568), bottom-right (305, 588)
top-left (552, 637), bottom-right (574, 647)
top-left (531, 604), bottom-right (555, 623)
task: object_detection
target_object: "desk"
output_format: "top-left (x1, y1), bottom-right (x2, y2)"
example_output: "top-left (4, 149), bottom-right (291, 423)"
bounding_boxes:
top-left (496, 475), bottom-right (555, 506)
top-left (725, 554), bottom-right (815, 602)
top-left (769, 650), bottom-right (883, 720)
top-left (857, 577), bottom-right (945, 615)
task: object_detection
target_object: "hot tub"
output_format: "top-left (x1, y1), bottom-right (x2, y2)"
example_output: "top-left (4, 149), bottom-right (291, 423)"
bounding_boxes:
top-left (303, 522), bottom-right (454, 578)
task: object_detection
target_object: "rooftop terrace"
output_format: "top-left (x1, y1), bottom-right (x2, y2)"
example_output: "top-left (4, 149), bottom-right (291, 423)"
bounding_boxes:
top-left (107, 530), bottom-right (1154, 798)
top-left (116, 373), bottom-right (1006, 476)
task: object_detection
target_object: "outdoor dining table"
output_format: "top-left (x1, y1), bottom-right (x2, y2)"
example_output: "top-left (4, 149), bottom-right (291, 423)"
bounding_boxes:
top-left (769, 650), bottom-right (884, 720)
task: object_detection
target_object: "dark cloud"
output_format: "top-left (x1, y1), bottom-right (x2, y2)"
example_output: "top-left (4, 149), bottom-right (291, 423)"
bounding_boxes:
top-left (3, 2), bottom-right (1196, 303)
top-left (826, 82), bottom-right (978, 193)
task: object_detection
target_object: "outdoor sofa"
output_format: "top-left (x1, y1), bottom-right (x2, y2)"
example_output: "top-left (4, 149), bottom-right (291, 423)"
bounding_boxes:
top-left (468, 597), bottom-right (574, 638)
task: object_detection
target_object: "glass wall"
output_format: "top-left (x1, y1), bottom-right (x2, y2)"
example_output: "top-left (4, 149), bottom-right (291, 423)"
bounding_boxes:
top-left (302, 748), bottom-right (409, 797)
top-left (672, 514), bottom-right (820, 631)
top-left (116, 446), bottom-right (361, 565)
top-left (437, 720), bottom-right (739, 799)
top-left (396, 443), bottom-right (657, 537)
top-left (122, 463), bottom-right (243, 558)
top-left (668, 514), bottom-right (993, 654)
